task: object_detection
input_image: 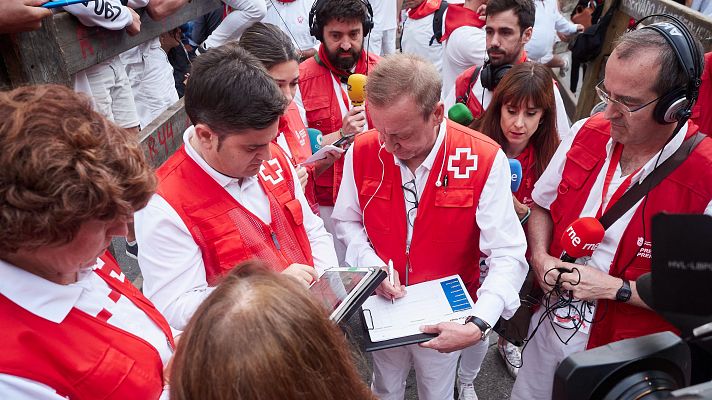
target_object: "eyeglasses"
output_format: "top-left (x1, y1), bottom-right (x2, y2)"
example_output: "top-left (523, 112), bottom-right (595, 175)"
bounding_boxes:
top-left (595, 80), bottom-right (663, 117)
top-left (402, 179), bottom-right (419, 227)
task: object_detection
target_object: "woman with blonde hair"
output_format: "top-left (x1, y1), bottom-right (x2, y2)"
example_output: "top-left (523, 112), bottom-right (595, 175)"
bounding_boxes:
top-left (170, 261), bottom-right (375, 400)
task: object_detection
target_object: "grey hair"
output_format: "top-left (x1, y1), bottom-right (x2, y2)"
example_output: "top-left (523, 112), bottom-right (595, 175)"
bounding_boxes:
top-left (365, 53), bottom-right (442, 120)
top-left (613, 26), bottom-right (701, 97)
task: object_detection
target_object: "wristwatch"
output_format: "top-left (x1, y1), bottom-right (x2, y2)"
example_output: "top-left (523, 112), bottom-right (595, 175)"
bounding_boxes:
top-left (616, 278), bottom-right (632, 302)
top-left (464, 316), bottom-right (492, 342)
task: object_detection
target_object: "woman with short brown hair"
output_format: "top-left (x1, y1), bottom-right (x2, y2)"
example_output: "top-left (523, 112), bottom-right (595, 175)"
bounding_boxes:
top-left (0, 84), bottom-right (173, 399)
top-left (171, 261), bottom-right (375, 400)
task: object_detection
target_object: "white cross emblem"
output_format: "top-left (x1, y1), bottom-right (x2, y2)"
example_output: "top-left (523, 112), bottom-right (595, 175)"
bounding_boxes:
top-left (447, 148), bottom-right (478, 179)
top-left (109, 270), bottom-right (126, 283)
top-left (259, 158), bottom-right (285, 185)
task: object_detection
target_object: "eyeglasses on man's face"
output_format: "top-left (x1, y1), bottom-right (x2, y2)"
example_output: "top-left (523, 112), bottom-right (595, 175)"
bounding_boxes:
top-left (595, 80), bottom-right (663, 117)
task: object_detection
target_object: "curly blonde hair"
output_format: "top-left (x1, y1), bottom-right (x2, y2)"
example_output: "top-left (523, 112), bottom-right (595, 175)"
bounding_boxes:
top-left (0, 85), bottom-right (156, 253)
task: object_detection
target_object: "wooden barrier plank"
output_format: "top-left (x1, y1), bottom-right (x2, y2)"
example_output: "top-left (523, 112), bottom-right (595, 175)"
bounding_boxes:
top-left (1, 0), bottom-right (221, 87)
top-left (139, 98), bottom-right (189, 168)
top-left (621, 0), bottom-right (712, 51)
top-left (0, 25), bottom-right (71, 86)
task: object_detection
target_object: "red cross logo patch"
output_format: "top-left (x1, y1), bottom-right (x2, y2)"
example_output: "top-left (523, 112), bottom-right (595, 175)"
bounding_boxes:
top-left (259, 158), bottom-right (285, 185)
top-left (447, 148), bottom-right (478, 179)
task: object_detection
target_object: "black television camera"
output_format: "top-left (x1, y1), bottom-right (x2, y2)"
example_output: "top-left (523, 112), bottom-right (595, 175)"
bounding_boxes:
top-left (553, 214), bottom-right (712, 400)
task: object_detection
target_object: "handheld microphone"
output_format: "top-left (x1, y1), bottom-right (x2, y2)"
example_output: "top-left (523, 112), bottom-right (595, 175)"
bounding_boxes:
top-left (559, 217), bottom-right (605, 263)
top-left (347, 74), bottom-right (367, 107)
top-left (307, 128), bottom-right (323, 154)
top-left (448, 103), bottom-right (474, 126)
top-left (508, 159), bottom-right (522, 192)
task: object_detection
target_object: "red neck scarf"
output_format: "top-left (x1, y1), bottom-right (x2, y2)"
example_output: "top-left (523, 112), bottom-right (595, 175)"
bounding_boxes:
top-left (315, 45), bottom-right (370, 83)
top-left (408, 0), bottom-right (442, 19)
top-left (441, 3), bottom-right (486, 42)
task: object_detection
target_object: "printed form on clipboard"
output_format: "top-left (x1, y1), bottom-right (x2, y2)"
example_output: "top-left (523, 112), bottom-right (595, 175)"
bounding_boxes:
top-left (361, 275), bottom-right (475, 343)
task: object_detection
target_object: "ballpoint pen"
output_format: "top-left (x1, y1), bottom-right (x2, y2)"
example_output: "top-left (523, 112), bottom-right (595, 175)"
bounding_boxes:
top-left (388, 259), bottom-right (394, 304)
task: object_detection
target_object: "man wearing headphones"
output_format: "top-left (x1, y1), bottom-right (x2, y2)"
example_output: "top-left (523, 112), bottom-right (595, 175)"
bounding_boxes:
top-left (333, 54), bottom-right (528, 400)
top-left (443, 0), bottom-right (571, 140)
top-left (511, 18), bottom-right (712, 400)
top-left (293, 0), bottom-right (380, 261)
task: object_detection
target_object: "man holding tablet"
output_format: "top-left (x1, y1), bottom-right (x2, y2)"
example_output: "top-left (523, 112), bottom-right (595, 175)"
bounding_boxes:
top-left (135, 43), bottom-right (339, 331)
top-left (333, 54), bottom-right (527, 400)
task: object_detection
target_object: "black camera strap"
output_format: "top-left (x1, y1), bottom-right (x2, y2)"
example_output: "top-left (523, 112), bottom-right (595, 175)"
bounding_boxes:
top-left (598, 131), bottom-right (705, 230)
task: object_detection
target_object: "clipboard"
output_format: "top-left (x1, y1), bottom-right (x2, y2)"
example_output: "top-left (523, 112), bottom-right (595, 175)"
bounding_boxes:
top-left (309, 267), bottom-right (386, 324)
top-left (359, 310), bottom-right (437, 352)
top-left (358, 275), bottom-right (474, 352)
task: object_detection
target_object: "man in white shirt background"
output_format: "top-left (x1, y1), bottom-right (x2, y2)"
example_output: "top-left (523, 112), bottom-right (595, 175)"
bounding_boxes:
top-left (263, 0), bottom-right (321, 60)
top-left (135, 43), bottom-right (338, 330)
top-left (400, 0), bottom-right (446, 73)
top-left (525, 0), bottom-right (582, 76)
top-left (439, 0), bottom-right (487, 93)
top-left (368, 0), bottom-right (399, 55)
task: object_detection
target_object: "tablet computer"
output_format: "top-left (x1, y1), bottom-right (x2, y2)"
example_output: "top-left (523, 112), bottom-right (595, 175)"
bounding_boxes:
top-left (309, 267), bottom-right (386, 323)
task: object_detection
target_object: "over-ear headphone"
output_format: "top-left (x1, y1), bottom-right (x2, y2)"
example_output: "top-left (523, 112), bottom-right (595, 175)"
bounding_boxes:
top-left (308, 0), bottom-right (374, 42)
top-left (630, 14), bottom-right (703, 124)
top-left (480, 61), bottom-right (513, 91)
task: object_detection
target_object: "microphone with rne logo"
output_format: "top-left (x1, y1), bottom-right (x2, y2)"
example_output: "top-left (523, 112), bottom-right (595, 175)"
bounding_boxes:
top-left (307, 128), bottom-right (323, 154)
top-left (347, 74), bottom-right (367, 107)
top-left (508, 159), bottom-right (522, 192)
top-left (559, 217), bottom-right (605, 263)
top-left (448, 103), bottom-right (474, 126)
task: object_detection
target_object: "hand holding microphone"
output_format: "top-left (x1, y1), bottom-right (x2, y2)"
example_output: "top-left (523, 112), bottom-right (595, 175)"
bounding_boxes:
top-left (347, 74), bottom-right (367, 107)
top-left (555, 217), bottom-right (620, 301)
top-left (340, 74), bottom-right (368, 139)
top-left (535, 217), bottom-right (605, 290)
top-left (558, 217), bottom-right (605, 263)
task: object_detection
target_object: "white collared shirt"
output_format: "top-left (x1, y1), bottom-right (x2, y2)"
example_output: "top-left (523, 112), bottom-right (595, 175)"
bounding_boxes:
top-left (0, 259), bottom-right (172, 399)
top-left (134, 127), bottom-right (339, 330)
top-left (332, 122), bottom-right (528, 326)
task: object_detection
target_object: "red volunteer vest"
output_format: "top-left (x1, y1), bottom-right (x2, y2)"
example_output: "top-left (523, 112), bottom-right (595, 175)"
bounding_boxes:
top-left (455, 65), bottom-right (486, 119)
top-left (548, 114), bottom-right (712, 349)
top-left (156, 143), bottom-right (314, 285)
top-left (352, 120), bottom-right (500, 296)
top-left (0, 253), bottom-right (173, 400)
top-left (276, 102), bottom-right (319, 214)
top-left (691, 52), bottom-right (712, 136)
top-left (298, 53), bottom-right (380, 206)
top-left (454, 52), bottom-right (529, 120)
